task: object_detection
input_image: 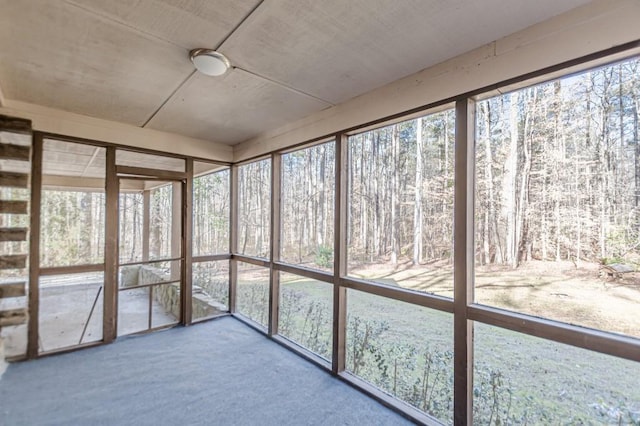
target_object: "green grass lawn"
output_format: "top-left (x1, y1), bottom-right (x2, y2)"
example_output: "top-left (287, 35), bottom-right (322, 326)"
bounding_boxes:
top-left (273, 277), bottom-right (640, 425)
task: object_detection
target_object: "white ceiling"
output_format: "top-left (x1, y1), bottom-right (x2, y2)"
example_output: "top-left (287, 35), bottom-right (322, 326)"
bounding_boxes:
top-left (0, 0), bottom-right (592, 146)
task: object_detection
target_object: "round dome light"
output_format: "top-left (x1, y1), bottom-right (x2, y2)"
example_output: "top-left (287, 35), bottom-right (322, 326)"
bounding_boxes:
top-left (190, 49), bottom-right (231, 77)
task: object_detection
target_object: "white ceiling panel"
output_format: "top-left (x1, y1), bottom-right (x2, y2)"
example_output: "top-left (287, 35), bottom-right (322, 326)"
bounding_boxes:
top-left (221, 0), bottom-right (591, 104)
top-left (0, 0), bottom-right (594, 146)
top-left (66, 0), bottom-right (261, 49)
top-left (0, 0), bottom-right (194, 126)
top-left (147, 69), bottom-right (331, 144)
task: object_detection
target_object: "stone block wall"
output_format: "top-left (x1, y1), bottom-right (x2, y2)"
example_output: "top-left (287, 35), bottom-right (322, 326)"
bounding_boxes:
top-left (120, 265), bottom-right (226, 320)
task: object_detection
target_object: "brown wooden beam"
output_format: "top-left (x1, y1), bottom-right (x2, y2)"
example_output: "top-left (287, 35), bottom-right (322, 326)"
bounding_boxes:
top-left (119, 280), bottom-right (180, 291)
top-left (192, 254), bottom-right (231, 263)
top-left (0, 281), bottom-right (26, 298)
top-left (332, 134), bottom-right (347, 375)
top-left (341, 277), bottom-right (454, 314)
top-left (0, 227), bottom-right (27, 241)
top-left (27, 132), bottom-right (41, 359)
top-left (0, 200), bottom-right (28, 214)
top-left (273, 262), bottom-right (333, 284)
top-left (104, 146), bottom-right (118, 343)
top-left (40, 263), bottom-right (105, 276)
top-left (0, 171), bottom-right (29, 188)
top-left (116, 165), bottom-right (186, 180)
top-left (232, 254), bottom-right (269, 268)
top-left (229, 165), bottom-right (238, 314)
top-left (0, 143), bottom-right (30, 161)
top-left (142, 190), bottom-right (150, 262)
top-left (119, 257), bottom-right (182, 267)
top-left (339, 372), bottom-right (441, 426)
top-left (0, 254), bottom-right (27, 269)
top-left (453, 98), bottom-right (474, 426)
top-left (182, 158), bottom-right (193, 325)
top-left (468, 304), bottom-right (640, 363)
top-left (0, 308), bottom-right (28, 327)
top-left (0, 115), bottom-right (31, 133)
top-left (268, 153), bottom-right (281, 336)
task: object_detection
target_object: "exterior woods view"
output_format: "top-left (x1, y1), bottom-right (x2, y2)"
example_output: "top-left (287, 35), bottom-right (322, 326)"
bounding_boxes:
top-left (233, 57), bottom-right (640, 424)
top-left (2, 29), bottom-right (640, 426)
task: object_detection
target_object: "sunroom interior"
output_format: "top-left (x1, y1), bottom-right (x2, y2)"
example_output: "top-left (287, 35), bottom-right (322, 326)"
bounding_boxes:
top-left (0, 1), bottom-right (639, 425)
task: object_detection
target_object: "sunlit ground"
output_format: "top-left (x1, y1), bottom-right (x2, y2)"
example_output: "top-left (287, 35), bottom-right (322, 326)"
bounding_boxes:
top-left (349, 259), bottom-right (640, 339)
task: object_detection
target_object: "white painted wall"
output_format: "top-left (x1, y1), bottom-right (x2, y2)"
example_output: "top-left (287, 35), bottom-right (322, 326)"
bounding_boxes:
top-left (0, 100), bottom-right (233, 162)
top-left (233, 0), bottom-right (640, 162)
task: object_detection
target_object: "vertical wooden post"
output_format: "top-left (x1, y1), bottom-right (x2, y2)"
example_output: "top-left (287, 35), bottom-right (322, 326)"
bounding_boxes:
top-left (170, 181), bottom-right (183, 324)
top-left (182, 159), bottom-right (193, 325)
top-left (171, 182), bottom-right (182, 280)
top-left (332, 134), bottom-right (347, 374)
top-left (268, 154), bottom-right (281, 336)
top-left (229, 165), bottom-right (238, 313)
top-left (27, 132), bottom-right (42, 358)
top-left (454, 98), bottom-right (475, 425)
top-left (104, 147), bottom-right (118, 343)
top-left (142, 190), bottom-right (150, 262)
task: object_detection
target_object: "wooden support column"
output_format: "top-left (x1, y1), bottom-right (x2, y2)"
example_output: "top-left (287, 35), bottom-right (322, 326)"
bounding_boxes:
top-left (27, 132), bottom-right (42, 358)
top-left (169, 180), bottom-right (184, 322)
top-left (142, 190), bottom-right (150, 262)
top-left (171, 182), bottom-right (182, 280)
top-left (182, 159), bottom-right (193, 325)
top-left (332, 133), bottom-right (347, 374)
top-left (453, 98), bottom-right (475, 426)
top-left (104, 147), bottom-right (118, 343)
top-left (229, 165), bottom-right (238, 313)
top-left (268, 154), bottom-right (281, 336)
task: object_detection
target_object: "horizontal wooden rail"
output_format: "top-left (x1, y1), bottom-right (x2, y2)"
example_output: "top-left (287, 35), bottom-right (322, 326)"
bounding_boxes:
top-left (0, 281), bottom-right (26, 298)
top-left (0, 227), bottom-right (27, 242)
top-left (192, 254), bottom-right (231, 263)
top-left (271, 334), bottom-right (332, 370)
top-left (118, 280), bottom-right (180, 291)
top-left (0, 308), bottom-right (28, 327)
top-left (232, 254), bottom-right (270, 267)
top-left (341, 277), bottom-right (454, 314)
top-left (119, 257), bottom-right (182, 267)
top-left (116, 165), bottom-right (186, 180)
top-left (468, 304), bottom-right (640, 363)
top-left (338, 372), bottom-right (440, 426)
top-left (0, 254), bottom-right (27, 269)
top-left (0, 171), bottom-right (29, 188)
top-left (40, 263), bottom-right (105, 276)
top-left (0, 143), bottom-right (30, 161)
top-left (0, 115), bottom-right (31, 133)
top-left (273, 262), bottom-right (333, 284)
top-left (0, 200), bottom-right (28, 214)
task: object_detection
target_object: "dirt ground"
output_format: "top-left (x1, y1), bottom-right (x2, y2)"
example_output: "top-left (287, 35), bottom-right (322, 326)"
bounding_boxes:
top-left (348, 259), bottom-right (640, 338)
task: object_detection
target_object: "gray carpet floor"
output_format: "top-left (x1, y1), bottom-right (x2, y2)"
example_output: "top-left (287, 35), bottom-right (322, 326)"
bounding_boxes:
top-left (0, 316), bottom-right (412, 425)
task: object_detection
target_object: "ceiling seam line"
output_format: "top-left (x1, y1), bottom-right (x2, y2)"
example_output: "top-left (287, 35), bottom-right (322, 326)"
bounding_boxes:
top-left (235, 67), bottom-right (335, 106)
top-left (63, 0), bottom-right (187, 50)
top-left (215, 0), bottom-right (267, 50)
top-left (142, 70), bottom-right (196, 128)
top-left (80, 147), bottom-right (101, 178)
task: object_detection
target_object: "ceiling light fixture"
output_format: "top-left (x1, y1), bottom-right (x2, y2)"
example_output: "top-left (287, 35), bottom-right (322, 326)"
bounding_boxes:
top-left (190, 48), bottom-right (231, 76)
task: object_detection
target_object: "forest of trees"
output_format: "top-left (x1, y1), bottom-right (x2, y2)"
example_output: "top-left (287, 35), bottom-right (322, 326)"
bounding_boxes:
top-left (40, 53), bottom-right (638, 277)
top-left (346, 57), bottom-right (640, 273)
top-left (281, 143), bottom-right (335, 269)
top-left (193, 170), bottom-right (229, 256)
top-left (477, 59), bottom-right (640, 267)
top-left (348, 109), bottom-right (455, 268)
top-left (41, 191), bottom-right (105, 267)
top-left (237, 160), bottom-right (270, 258)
